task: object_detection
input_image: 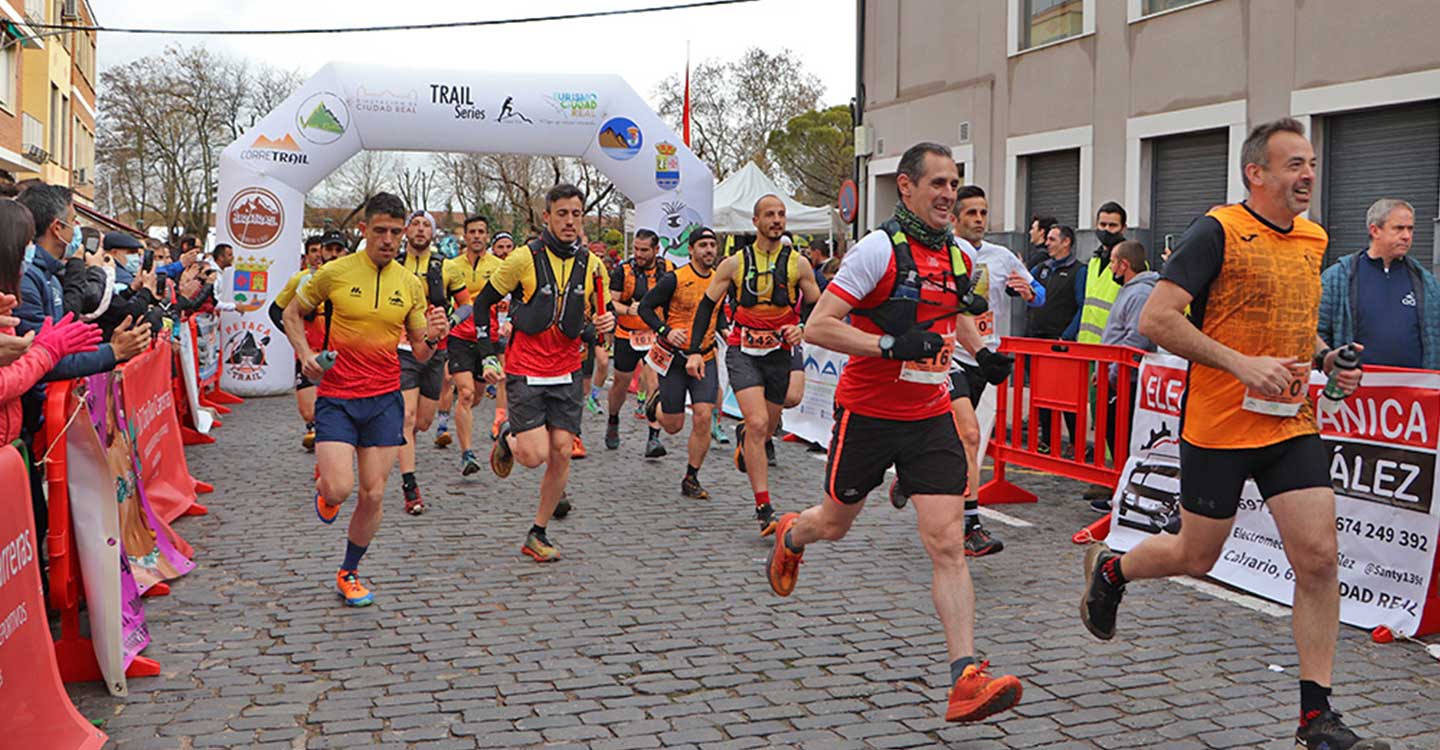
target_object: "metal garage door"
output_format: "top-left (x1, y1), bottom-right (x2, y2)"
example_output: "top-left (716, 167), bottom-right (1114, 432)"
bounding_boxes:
top-left (1151, 129), bottom-right (1228, 267)
top-left (1025, 149), bottom-right (1080, 229)
top-left (1323, 100), bottom-right (1440, 268)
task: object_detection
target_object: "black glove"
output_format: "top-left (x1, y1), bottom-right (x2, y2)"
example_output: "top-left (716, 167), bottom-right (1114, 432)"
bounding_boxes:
top-left (884, 327), bottom-right (945, 361)
top-left (581, 322), bottom-right (598, 345)
top-left (975, 347), bottom-right (1014, 385)
top-left (962, 290), bottom-right (989, 316)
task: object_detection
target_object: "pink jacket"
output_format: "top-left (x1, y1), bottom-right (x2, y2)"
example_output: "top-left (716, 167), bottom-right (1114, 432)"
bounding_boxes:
top-left (0, 326), bottom-right (55, 444)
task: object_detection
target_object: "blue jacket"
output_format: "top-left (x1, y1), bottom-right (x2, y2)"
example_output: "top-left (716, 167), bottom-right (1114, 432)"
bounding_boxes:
top-left (1319, 251), bottom-right (1440, 371)
top-left (17, 246), bottom-right (117, 381)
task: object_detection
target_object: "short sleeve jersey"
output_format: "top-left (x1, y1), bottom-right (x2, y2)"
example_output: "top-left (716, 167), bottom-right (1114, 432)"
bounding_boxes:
top-left (276, 269), bottom-right (328, 352)
top-left (297, 252), bottom-right (427, 399)
top-left (828, 229), bottom-right (972, 421)
top-left (1162, 203), bottom-right (1327, 449)
top-left (487, 244), bottom-right (609, 378)
top-left (445, 252), bottom-right (503, 342)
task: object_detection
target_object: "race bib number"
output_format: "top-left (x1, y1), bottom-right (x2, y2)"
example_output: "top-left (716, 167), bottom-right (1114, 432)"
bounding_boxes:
top-left (1242, 366), bottom-right (1307, 417)
top-left (646, 344), bottom-right (675, 376)
top-left (899, 335), bottom-right (956, 385)
top-left (974, 310), bottom-right (996, 340)
top-left (630, 330), bottom-right (657, 352)
top-left (740, 327), bottom-right (782, 356)
top-left (527, 373), bottom-right (574, 386)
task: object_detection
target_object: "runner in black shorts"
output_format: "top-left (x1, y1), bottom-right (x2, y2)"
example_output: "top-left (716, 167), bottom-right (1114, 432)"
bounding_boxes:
top-left (686, 195), bottom-right (821, 535)
top-left (638, 227), bottom-right (725, 498)
top-left (764, 143), bottom-right (1022, 724)
top-left (605, 229), bottom-right (673, 457)
top-left (1078, 119), bottom-right (1384, 750)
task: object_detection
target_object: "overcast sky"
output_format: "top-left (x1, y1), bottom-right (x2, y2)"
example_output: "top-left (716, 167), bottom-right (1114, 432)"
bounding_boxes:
top-left (96, 0), bottom-right (856, 110)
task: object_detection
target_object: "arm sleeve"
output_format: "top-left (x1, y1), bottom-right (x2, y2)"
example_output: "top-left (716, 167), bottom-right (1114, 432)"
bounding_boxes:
top-left (638, 272), bottom-right (675, 332)
top-left (688, 295), bottom-right (717, 353)
top-left (1160, 216), bottom-right (1226, 301)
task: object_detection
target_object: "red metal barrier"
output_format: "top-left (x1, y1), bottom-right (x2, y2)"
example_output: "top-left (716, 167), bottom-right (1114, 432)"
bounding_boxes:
top-left (41, 380), bottom-right (161, 684)
top-left (979, 337), bottom-right (1146, 506)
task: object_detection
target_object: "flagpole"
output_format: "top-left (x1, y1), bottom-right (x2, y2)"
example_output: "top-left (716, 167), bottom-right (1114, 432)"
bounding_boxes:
top-left (683, 40), bottom-right (692, 148)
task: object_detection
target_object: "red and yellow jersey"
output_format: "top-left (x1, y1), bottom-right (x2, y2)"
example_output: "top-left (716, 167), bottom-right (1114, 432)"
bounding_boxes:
top-left (445, 252), bottom-right (504, 342)
top-left (297, 252), bottom-right (428, 399)
top-left (488, 245), bottom-right (609, 378)
top-left (275, 269), bottom-right (328, 352)
top-left (1163, 203), bottom-right (1328, 449)
top-left (727, 244), bottom-right (802, 343)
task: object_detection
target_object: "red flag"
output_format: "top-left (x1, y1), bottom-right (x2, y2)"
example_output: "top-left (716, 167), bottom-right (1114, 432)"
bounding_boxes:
top-left (682, 47), bottom-right (691, 147)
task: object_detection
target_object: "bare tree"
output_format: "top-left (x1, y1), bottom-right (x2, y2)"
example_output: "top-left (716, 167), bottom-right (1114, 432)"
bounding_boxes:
top-left (315, 150), bottom-right (400, 210)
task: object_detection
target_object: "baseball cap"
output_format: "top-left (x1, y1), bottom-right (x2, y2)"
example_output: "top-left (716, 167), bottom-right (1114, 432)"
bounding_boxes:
top-left (319, 229), bottom-right (348, 248)
top-left (691, 227), bottom-right (718, 244)
top-left (103, 231), bottom-right (143, 251)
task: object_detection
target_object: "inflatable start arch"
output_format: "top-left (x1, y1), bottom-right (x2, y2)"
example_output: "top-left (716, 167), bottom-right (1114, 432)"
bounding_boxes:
top-left (213, 62), bottom-right (713, 396)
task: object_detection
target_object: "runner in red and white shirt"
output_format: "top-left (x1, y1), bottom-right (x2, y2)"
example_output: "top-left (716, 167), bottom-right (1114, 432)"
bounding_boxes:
top-left (764, 143), bottom-right (1023, 725)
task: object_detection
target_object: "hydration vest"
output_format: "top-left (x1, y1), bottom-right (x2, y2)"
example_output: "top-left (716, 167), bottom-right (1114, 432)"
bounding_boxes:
top-left (618, 257), bottom-right (675, 332)
top-left (509, 240), bottom-right (591, 339)
top-left (853, 219), bottom-right (974, 336)
top-left (736, 243), bottom-right (795, 309)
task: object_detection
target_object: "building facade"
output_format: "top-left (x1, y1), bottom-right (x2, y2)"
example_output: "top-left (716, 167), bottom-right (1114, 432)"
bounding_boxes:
top-left (1, 0), bottom-right (97, 204)
top-left (859, 0), bottom-right (1440, 267)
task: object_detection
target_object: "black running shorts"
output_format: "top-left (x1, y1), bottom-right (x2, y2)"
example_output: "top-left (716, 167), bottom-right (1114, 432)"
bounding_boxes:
top-left (659, 354), bottom-right (719, 414)
top-left (447, 336), bottom-right (483, 377)
top-left (507, 372), bottom-right (584, 435)
top-left (399, 347), bottom-right (446, 400)
top-left (825, 405), bottom-right (968, 503)
top-left (726, 346), bottom-right (791, 406)
top-left (1179, 433), bottom-right (1331, 519)
top-left (947, 364), bottom-right (987, 408)
top-left (613, 335), bottom-right (645, 373)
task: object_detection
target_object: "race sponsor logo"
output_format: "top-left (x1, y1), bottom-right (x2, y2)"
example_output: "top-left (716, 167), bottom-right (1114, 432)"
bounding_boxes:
top-left (495, 96), bottom-right (532, 124)
top-left (348, 86), bottom-right (418, 116)
top-left (295, 91), bottom-right (349, 145)
top-left (655, 141), bottom-right (680, 190)
top-left (657, 200), bottom-right (701, 259)
top-left (226, 187), bottom-right (284, 249)
top-left (429, 83), bottom-right (486, 121)
top-left (543, 91), bottom-right (599, 122)
top-left (231, 255), bottom-right (274, 314)
top-left (240, 133), bottom-right (309, 165)
top-left (221, 320), bottom-right (272, 382)
top-left (598, 116), bottom-right (642, 160)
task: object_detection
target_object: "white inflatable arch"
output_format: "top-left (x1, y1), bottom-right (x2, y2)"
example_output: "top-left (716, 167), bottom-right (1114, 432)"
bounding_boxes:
top-left (212, 62), bottom-right (713, 396)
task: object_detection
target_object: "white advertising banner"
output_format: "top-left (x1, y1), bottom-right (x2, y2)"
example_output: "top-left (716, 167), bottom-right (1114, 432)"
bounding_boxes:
top-left (174, 324), bottom-right (214, 434)
top-left (1109, 352), bottom-right (1440, 637)
top-left (64, 399), bottom-right (127, 696)
top-left (216, 63), bottom-right (713, 395)
top-left (782, 344), bottom-right (847, 446)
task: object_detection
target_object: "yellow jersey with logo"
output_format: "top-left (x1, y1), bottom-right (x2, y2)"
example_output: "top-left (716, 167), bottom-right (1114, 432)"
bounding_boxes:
top-left (1163, 203), bottom-right (1327, 449)
top-left (446, 253), bottom-right (504, 342)
top-left (487, 245), bottom-right (609, 378)
top-left (297, 252), bottom-right (427, 399)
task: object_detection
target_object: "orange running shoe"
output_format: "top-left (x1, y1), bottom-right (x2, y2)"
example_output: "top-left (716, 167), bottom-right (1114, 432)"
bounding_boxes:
top-left (336, 570), bottom-right (373, 607)
top-left (521, 529), bottom-right (560, 562)
top-left (572, 435), bottom-right (587, 459)
top-left (945, 661), bottom-right (1023, 723)
top-left (765, 512), bottom-right (803, 596)
top-left (491, 408), bottom-right (507, 441)
top-left (315, 490), bottom-right (340, 524)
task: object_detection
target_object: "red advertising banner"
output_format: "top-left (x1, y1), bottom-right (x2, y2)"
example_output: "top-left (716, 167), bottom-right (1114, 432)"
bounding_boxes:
top-left (0, 445), bottom-right (107, 750)
top-left (120, 340), bottom-right (199, 523)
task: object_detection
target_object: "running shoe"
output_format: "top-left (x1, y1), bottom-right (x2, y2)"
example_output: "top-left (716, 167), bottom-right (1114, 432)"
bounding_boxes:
top-left (605, 420), bottom-right (620, 450)
top-left (1082, 483), bottom-right (1109, 500)
top-left (434, 429), bottom-right (452, 448)
top-left (314, 490), bottom-right (340, 525)
top-left (734, 423), bottom-right (747, 473)
top-left (403, 485), bottom-right (425, 516)
top-left (585, 389), bottom-right (602, 414)
top-left (765, 437), bottom-right (777, 467)
top-left (889, 478), bottom-right (909, 509)
top-left (1295, 711), bottom-right (1390, 750)
top-left (522, 529), bottom-right (559, 562)
top-left (336, 570), bottom-right (373, 607)
top-left (461, 449), bottom-right (482, 476)
top-left (490, 422), bottom-right (514, 478)
top-left (681, 474), bottom-right (708, 499)
top-left (755, 502), bottom-right (778, 537)
top-left (712, 418), bottom-right (730, 444)
top-left (645, 435), bottom-right (667, 458)
top-left (490, 408), bottom-right (507, 441)
top-left (572, 435), bottom-right (587, 459)
top-left (1080, 543), bottom-right (1125, 640)
top-left (944, 661), bottom-right (1023, 722)
top-left (302, 430), bottom-right (315, 452)
top-left (765, 512), bottom-right (803, 596)
top-left (964, 524), bottom-right (1004, 557)
top-left (553, 492), bottom-right (572, 519)
top-left (1089, 498), bottom-right (1113, 514)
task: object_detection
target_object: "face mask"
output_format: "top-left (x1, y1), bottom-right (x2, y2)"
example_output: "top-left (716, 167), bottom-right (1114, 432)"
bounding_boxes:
top-left (1096, 229), bottom-right (1125, 248)
top-left (65, 224), bottom-right (83, 258)
top-left (124, 254), bottom-right (142, 275)
top-left (1112, 273), bottom-right (1126, 285)
top-left (24, 243), bottom-right (35, 266)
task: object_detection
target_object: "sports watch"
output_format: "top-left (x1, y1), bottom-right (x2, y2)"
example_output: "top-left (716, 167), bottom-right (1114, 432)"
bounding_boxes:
top-left (878, 334), bottom-right (896, 358)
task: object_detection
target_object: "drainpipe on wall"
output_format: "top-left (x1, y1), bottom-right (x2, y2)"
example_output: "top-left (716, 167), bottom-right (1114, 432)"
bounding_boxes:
top-left (853, 0), bottom-right (866, 241)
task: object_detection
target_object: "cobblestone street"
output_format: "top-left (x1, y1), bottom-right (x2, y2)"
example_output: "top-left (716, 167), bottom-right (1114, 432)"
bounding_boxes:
top-left (74, 394), bottom-right (1440, 750)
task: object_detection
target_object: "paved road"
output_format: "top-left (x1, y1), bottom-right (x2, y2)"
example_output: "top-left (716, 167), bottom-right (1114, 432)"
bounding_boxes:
top-left (73, 393), bottom-right (1440, 749)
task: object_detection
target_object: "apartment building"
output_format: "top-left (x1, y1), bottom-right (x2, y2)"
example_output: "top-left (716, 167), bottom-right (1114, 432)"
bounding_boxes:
top-left (858, 0), bottom-right (1440, 267)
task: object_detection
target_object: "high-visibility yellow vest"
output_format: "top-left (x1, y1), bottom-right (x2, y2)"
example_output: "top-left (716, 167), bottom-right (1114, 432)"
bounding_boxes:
top-left (1076, 253), bottom-right (1123, 343)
